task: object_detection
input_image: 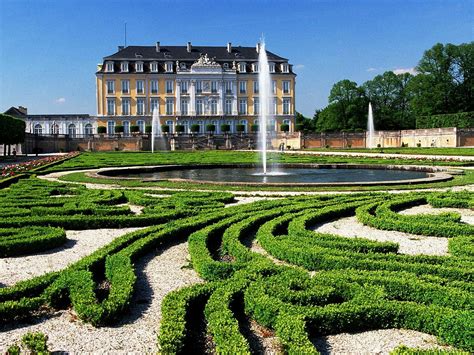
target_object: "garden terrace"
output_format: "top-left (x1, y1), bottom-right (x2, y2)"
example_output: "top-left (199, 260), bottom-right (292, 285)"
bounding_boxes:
top-left (0, 171), bottom-right (472, 353)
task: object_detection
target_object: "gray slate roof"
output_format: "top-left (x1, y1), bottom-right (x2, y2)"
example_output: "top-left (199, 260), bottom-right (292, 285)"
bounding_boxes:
top-left (104, 45), bottom-right (288, 62)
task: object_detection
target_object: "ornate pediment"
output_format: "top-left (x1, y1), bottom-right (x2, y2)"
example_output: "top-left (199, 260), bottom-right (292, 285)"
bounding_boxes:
top-left (190, 54), bottom-right (222, 73)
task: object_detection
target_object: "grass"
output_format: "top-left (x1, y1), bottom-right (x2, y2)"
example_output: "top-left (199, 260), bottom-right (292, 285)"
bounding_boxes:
top-left (305, 147), bottom-right (474, 156)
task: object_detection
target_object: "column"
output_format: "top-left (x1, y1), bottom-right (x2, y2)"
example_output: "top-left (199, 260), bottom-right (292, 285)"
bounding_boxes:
top-left (190, 80), bottom-right (196, 116)
top-left (218, 80), bottom-right (224, 115)
top-left (175, 80), bottom-right (181, 116)
top-left (232, 81), bottom-right (238, 116)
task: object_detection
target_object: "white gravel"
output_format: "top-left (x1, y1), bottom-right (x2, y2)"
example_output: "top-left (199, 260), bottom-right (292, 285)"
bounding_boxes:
top-left (400, 204), bottom-right (474, 225)
top-left (314, 216), bottom-right (449, 256)
top-left (312, 328), bottom-right (454, 354)
top-left (0, 228), bottom-right (143, 287)
top-left (0, 241), bottom-right (202, 353)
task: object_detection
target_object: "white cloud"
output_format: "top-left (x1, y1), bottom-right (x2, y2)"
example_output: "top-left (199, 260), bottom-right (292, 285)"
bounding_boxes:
top-left (293, 64), bottom-right (305, 70)
top-left (366, 67), bottom-right (378, 72)
top-left (55, 97), bottom-right (66, 104)
top-left (392, 67), bottom-right (418, 75)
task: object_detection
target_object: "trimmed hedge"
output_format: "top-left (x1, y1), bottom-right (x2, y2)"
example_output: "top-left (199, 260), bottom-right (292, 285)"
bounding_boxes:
top-left (416, 111), bottom-right (474, 129)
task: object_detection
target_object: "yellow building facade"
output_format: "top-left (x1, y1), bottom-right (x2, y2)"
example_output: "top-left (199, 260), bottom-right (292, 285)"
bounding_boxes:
top-left (96, 42), bottom-right (296, 135)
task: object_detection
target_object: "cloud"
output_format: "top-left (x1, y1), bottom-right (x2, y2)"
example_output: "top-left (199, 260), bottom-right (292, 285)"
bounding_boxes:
top-left (392, 67), bottom-right (418, 75)
top-left (55, 97), bottom-right (66, 104)
top-left (366, 67), bottom-right (378, 72)
top-left (293, 64), bottom-right (305, 70)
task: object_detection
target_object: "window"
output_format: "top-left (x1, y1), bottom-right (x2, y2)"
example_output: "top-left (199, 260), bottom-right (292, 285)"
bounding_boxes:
top-left (122, 98), bottom-right (130, 115)
top-left (121, 61), bottom-right (128, 72)
top-left (239, 62), bottom-right (246, 73)
top-left (269, 63), bottom-right (275, 73)
top-left (50, 124), bottom-right (59, 135)
top-left (123, 121), bottom-right (130, 136)
top-left (283, 98), bottom-right (291, 115)
top-left (226, 120), bottom-right (233, 133)
top-left (272, 80), bottom-right (277, 94)
top-left (107, 121), bottom-right (115, 136)
top-left (224, 81), bottom-right (232, 94)
top-left (225, 99), bottom-right (232, 115)
top-left (239, 81), bottom-right (247, 94)
top-left (270, 119), bottom-right (276, 131)
top-left (150, 98), bottom-right (159, 114)
top-left (68, 124), bottom-right (76, 138)
top-left (137, 98), bottom-right (145, 115)
top-left (166, 62), bottom-right (173, 72)
top-left (281, 63), bottom-right (289, 73)
top-left (136, 62), bottom-right (143, 72)
top-left (211, 81), bottom-right (218, 93)
top-left (272, 98), bottom-right (277, 115)
top-left (84, 123), bottom-right (93, 136)
top-left (121, 80), bottom-right (130, 94)
top-left (239, 99), bottom-right (247, 114)
top-left (253, 81), bottom-right (259, 94)
top-left (210, 99), bottom-right (217, 115)
top-left (137, 120), bottom-right (145, 133)
top-left (252, 63), bottom-right (259, 72)
top-left (283, 81), bottom-right (290, 94)
top-left (181, 81), bottom-right (189, 94)
top-left (106, 80), bottom-right (115, 94)
top-left (34, 124), bottom-right (42, 135)
top-left (150, 62), bottom-right (159, 72)
top-left (223, 63), bottom-right (229, 69)
top-left (196, 120), bottom-right (203, 133)
top-left (254, 98), bottom-right (259, 115)
top-left (166, 120), bottom-right (174, 133)
top-left (136, 80), bottom-right (144, 94)
top-left (166, 80), bottom-right (173, 94)
top-left (105, 61), bottom-right (114, 72)
top-left (150, 80), bottom-right (158, 94)
top-left (196, 80), bottom-right (202, 93)
top-left (240, 119), bottom-right (248, 133)
top-left (182, 120), bottom-right (189, 133)
top-left (180, 62), bottom-right (186, 70)
top-left (196, 99), bottom-right (203, 115)
top-left (166, 98), bottom-right (174, 115)
top-left (107, 98), bottom-right (115, 115)
top-left (181, 99), bottom-right (189, 115)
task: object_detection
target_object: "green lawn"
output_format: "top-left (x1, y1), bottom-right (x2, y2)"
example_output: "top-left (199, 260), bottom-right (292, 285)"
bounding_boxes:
top-left (305, 147), bottom-right (474, 156)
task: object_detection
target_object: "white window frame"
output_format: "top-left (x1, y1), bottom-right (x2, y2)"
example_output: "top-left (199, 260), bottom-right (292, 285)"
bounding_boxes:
top-left (150, 98), bottom-right (159, 114)
top-left (254, 97), bottom-right (259, 115)
top-left (166, 98), bottom-right (174, 115)
top-left (68, 124), bottom-right (76, 137)
top-left (269, 62), bottom-right (275, 73)
top-left (239, 62), bottom-right (246, 73)
top-left (211, 81), bottom-right (218, 93)
top-left (107, 98), bottom-right (115, 115)
top-left (181, 99), bottom-right (189, 115)
top-left (150, 62), bottom-right (159, 73)
top-left (105, 61), bottom-right (114, 72)
top-left (239, 98), bottom-right (247, 115)
top-left (283, 81), bottom-right (290, 94)
top-left (136, 80), bottom-right (144, 94)
top-left (150, 80), bottom-right (158, 94)
top-left (281, 63), bottom-right (289, 73)
top-left (137, 120), bottom-right (145, 133)
top-left (107, 120), bottom-right (115, 136)
top-left (121, 61), bottom-right (129, 73)
top-left (106, 80), bottom-right (115, 94)
top-left (210, 99), bottom-right (217, 115)
top-left (165, 62), bottom-right (173, 73)
top-left (166, 80), bottom-right (173, 94)
top-left (224, 81), bottom-right (232, 94)
top-left (34, 124), bottom-right (43, 135)
top-left (181, 81), bottom-right (189, 94)
top-left (239, 81), bottom-right (247, 94)
top-left (283, 98), bottom-right (291, 115)
top-left (252, 63), bottom-right (259, 72)
top-left (253, 81), bottom-right (259, 94)
top-left (84, 123), bottom-right (93, 136)
top-left (272, 80), bottom-right (277, 94)
top-left (196, 99), bottom-right (203, 115)
top-left (137, 97), bottom-right (145, 115)
top-left (121, 80), bottom-right (130, 94)
top-left (196, 80), bottom-right (202, 93)
top-left (225, 99), bottom-right (232, 115)
top-left (122, 98), bottom-right (130, 115)
top-left (136, 61), bottom-right (143, 72)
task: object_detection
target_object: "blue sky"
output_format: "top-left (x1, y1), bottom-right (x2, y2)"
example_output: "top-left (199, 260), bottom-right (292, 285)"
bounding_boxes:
top-left (0, 0), bottom-right (472, 117)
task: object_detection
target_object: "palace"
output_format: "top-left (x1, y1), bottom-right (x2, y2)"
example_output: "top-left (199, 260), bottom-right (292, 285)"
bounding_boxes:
top-left (96, 42), bottom-right (296, 135)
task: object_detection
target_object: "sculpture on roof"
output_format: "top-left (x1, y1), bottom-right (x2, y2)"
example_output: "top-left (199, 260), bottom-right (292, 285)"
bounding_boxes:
top-left (193, 53), bottom-right (219, 67)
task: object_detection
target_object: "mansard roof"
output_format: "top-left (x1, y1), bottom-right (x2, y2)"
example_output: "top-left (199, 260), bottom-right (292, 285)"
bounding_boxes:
top-left (104, 45), bottom-right (288, 62)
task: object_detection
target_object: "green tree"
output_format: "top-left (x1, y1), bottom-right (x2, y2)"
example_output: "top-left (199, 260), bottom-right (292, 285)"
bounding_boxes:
top-left (295, 111), bottom-right (315, 132)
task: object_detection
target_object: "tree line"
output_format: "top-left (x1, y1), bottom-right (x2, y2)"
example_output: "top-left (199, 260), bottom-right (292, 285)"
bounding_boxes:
top-left (297, 41), bottom-right (474, 132)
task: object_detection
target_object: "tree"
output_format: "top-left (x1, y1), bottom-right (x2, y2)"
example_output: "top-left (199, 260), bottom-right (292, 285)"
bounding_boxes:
top-left (0, 114), bottom-right (26, 155)
top-left (295, 111), bottom-right (315, 132)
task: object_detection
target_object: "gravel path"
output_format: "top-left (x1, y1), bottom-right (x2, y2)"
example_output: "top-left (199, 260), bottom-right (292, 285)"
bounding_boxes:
top-left (400, 204), bottom-right (474, 224)
top-left (312, 329), bottom-right (453, 354)
top-left (0, 241), bottom-right (202, 353)
top-left (314, 216), bottom-right (449, 256)
top-left (0, 228), bottom-right (143, 287)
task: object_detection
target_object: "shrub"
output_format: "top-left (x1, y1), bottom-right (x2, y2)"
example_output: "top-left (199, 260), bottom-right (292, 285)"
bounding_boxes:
top-left (145, 125), bottom-right (152, 133)
top-left (114, 125), bottom-right (124, 133)
top-left (236, 124), bottom-right (245, 133)
top-left (416, 111), bottom-right (474, 129)
top-left (190, 124), bottom-right (200, 133)
top-left (175, 125), bottom-right (185, 133)
top-left (221, 124), bottom-right (231, 133)
top-left (251, 124), bottom-right (259, 132)
top-left (97, 126), bottom-right (107, 134)
top-left (161, 124), bottom-right (170, 133)
top-left (280, 123), bottom-right (290, 132)
top-left (130, 125), bottom-right (140, 133)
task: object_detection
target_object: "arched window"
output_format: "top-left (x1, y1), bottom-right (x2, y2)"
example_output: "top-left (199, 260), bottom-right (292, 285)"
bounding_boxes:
top-left (166, 120), bottom-right (174, 133)
top-left (51, 123), bottom-right (59, 135)
top-left (68, 124), bottom-right (76, 138)
top-left (239, 119), bottom-right (248, 133)
top-left (34, 124), bottom-right (43, 135)
top-left (123, 121), bottom-right (130, 136)
top-left (84, 123), bottom-right (93, 136)
top-left (182, 120), bottom-right (189, 133)
top-left (137, 120), bottom-right (145, 134)
top-left (211, 120), bottom-right (218, 134)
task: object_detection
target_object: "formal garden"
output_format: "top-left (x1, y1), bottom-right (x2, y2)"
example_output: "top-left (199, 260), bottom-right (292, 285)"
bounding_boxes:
top-left (0, 150), bottom-right (472, 354)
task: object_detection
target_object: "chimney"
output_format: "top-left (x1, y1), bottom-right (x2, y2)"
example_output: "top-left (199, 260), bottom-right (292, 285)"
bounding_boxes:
top-left (156, 41), bottom-right (160, 52)
top-left (187, 41), bottom-right (192, 53)
top-left (227, 42), bottom-right (232, 53)
top-left (118, 45), bottom-right (124, 51)
top-left (256, 43), bottom-right (260, 53)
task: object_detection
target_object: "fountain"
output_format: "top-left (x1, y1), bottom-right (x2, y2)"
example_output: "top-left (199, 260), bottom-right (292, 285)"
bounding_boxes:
top-left (151, 107), bottom-right (162, 153)
top-left (367, 102), bottom-right (375, 149)
top-left (258, 40), bottom-right (271, 174)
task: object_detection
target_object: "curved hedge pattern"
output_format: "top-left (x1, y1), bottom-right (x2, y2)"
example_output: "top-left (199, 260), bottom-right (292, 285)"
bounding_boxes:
top-left (0, 177), bottom-right (472, 353)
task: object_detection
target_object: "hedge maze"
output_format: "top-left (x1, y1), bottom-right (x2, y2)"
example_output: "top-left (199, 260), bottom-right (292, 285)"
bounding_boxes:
top-left (0, 177), bottom-right (473, 353)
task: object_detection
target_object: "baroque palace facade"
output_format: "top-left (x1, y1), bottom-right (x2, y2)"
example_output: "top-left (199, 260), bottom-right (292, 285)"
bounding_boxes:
top-left (96, 42), bottom-right (296, 135)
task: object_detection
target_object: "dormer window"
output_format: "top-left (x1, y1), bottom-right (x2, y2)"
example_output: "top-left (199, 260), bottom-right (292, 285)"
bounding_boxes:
top-left (239, 62), bottom-right (246, 73)
top-left (223, 63), bottom-right (229, 69)
top-left (105, 61), bottom-right (114, 72)
top-left (166, 62), bottom-right (173, 73)
top-left (252, 63), bottom-right (259, 72)
top-left (180, 62), bottom-right (186, 70)
top-left (121, 61), bottom-right (129, 73)
top-left (136, 61), bottom-right (144, 72)
top-left (281, 63), bottom-right (289, 73)
top-left (269, 62), bottom-right (275, 73)
top-left (150, 62), bottom-right (159, 73)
